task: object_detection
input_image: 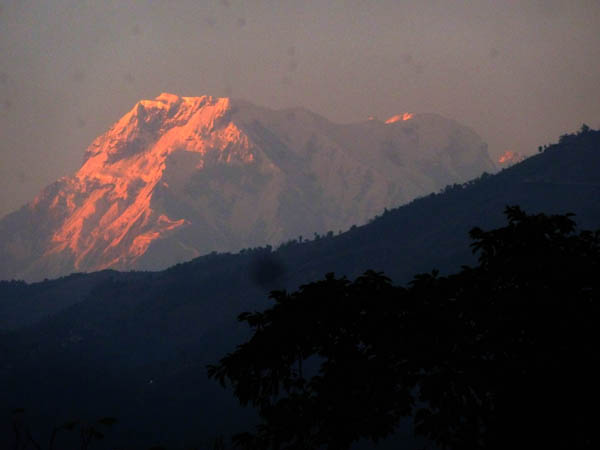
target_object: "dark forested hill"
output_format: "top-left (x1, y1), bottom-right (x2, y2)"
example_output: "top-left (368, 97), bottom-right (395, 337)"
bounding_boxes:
top-left (1, 127), bottom-right (599, 449)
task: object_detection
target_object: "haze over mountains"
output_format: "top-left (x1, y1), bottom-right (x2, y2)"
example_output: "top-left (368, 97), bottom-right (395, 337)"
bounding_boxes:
top-left (0, 93), bottom-right (495, 281)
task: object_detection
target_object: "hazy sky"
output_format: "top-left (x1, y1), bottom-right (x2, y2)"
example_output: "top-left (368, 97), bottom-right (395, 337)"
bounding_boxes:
top-left (1, 0), bottom-right (599, 217)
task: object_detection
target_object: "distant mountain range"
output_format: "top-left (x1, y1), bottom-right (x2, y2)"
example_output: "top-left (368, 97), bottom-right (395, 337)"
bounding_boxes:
top-left (0, 93), bottom-right (495, 281)
top-left (0, 127), bottom-right (598, 449)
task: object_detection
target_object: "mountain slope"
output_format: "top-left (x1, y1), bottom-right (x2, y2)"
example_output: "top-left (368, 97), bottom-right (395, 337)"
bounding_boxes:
top-left (0, 93), bottom-right (494, 281)
top-left (0, 127), bottom-right (598, 448)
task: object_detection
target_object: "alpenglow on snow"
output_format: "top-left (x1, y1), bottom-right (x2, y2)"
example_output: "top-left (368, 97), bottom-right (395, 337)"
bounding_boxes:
top-left (0, 93), bottom-right (496, 281)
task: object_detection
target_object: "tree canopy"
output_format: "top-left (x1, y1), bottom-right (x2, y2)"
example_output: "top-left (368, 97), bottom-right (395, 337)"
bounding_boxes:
top-left (209, 206), bottom-right (600, 450)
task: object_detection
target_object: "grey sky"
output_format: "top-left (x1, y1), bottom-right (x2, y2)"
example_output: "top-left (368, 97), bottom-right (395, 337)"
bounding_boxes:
top-left (1, 0), bottom-right (599, 218)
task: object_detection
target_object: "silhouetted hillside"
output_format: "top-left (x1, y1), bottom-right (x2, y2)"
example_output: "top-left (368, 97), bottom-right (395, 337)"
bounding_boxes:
top-left (1, 126), bottom-right (599, 448)
top-left (209, 207), bottom-right (600, 450)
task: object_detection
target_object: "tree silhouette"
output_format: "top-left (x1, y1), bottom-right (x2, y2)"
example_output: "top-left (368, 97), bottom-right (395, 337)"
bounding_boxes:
top-left (10, 409), bottom-right (117, 450)
top-left (209, 206), bottom-right (600, 449)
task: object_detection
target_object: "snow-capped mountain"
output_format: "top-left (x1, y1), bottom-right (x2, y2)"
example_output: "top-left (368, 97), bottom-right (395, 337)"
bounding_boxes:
top-left (0, 93), bottom-right (495, 281)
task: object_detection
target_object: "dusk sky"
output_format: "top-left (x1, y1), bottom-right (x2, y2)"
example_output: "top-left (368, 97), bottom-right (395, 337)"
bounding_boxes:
top-left (1, 0), bottom-right (599, 218)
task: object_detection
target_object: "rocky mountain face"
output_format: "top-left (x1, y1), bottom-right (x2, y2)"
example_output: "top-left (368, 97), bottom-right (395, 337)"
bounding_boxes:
top-left (0, 93), bottom-right (495, 281)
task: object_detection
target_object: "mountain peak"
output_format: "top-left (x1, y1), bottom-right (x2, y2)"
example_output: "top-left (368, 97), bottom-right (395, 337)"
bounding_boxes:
top-left (385, 113), bottom-right (414, 124)
top-left (82, 93), bottom-right (235, 165)
top-left (155, 92), bottom-right (182, 104)
top-left (40, 93), bottom-right (251, 273)
top-left (0, 96), bottom-right (495, 281)
top-left (133, 93), bottom-right (231, 117)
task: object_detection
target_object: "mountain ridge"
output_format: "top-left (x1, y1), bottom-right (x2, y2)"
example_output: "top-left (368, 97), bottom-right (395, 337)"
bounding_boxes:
top-left (0, 93), bottom-right (495, 281)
